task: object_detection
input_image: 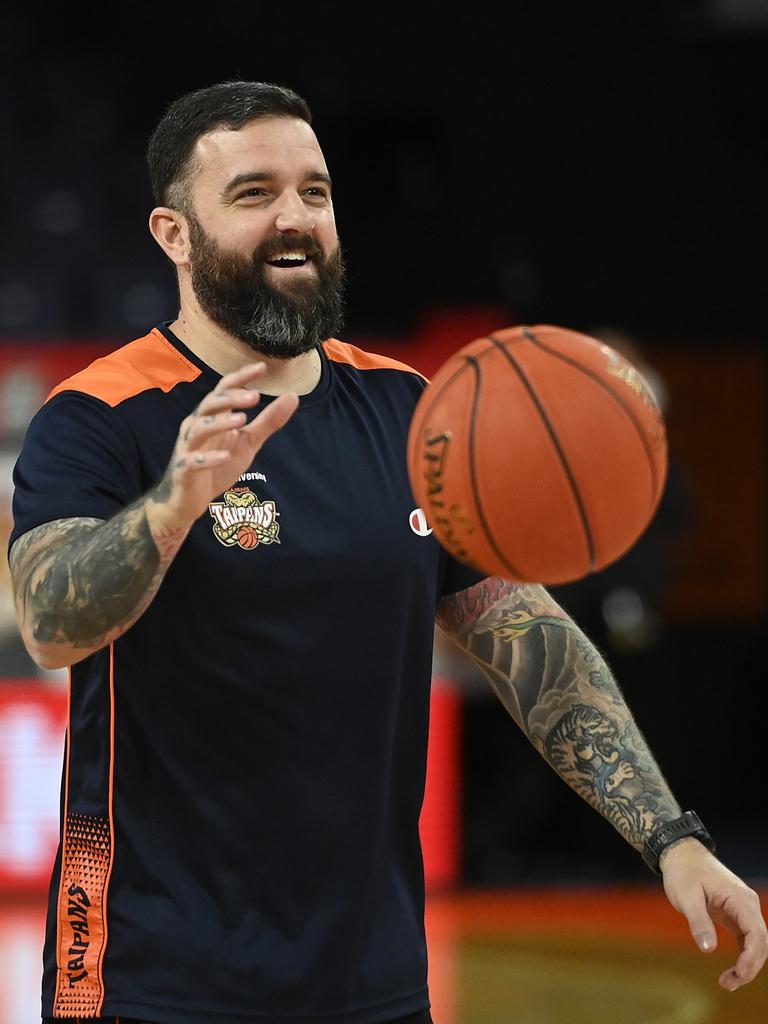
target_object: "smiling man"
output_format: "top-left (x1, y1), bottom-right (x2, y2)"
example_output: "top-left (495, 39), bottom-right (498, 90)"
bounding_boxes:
top-left (150, 99), bottom-right (345, 378)
top-left (7, 80), bottom-right (767, 1024)
top-left (163, 116), bottom-right (345, 364)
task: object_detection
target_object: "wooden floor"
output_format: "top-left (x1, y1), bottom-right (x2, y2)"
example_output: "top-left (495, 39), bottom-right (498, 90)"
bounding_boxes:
top-left (425, 887), bottom-right (768, 1024)
top-left (1, 886), bottom-right (765, 1023)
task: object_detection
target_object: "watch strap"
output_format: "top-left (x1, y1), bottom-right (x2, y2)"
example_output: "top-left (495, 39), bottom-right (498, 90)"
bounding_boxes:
top-left (642, 810), bottom-right (716, 875)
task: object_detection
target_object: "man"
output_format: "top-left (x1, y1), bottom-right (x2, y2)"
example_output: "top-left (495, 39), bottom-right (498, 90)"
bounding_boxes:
top-left (8, 80), bottom-right (766, 1024)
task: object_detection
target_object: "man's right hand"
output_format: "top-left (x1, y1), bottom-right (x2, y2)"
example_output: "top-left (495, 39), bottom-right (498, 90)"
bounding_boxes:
top-left (10, 363), bottom-right (299, 669)
top-left (147, 362), bottom-right (299, 535)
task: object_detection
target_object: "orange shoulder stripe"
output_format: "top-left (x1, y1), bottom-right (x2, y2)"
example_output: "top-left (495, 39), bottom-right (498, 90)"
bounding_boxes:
top-left (46, 328), bottom-right (202, 407)
top-left (324, 338), bottom-right (428, 382)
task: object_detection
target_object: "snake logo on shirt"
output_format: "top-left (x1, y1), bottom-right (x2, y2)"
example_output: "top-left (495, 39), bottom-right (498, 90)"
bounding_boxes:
top-left (209, 488), bottom-right (281, 549)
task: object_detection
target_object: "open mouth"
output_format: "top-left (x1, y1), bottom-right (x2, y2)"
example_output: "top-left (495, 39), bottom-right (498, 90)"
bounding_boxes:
top-left (266, 250), bottom-right (311, 269)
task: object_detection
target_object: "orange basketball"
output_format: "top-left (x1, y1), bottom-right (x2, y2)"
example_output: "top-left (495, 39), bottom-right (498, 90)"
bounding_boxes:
top-left (237, 524), bottom-right (259, 549)
top-left (406, 324), bottom-right (668, 584)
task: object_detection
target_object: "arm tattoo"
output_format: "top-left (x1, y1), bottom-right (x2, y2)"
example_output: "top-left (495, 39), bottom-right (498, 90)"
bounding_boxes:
top-left (9, 485), bottom-right (189, 666)
top-left (437, 578), bottom-right (681, 849)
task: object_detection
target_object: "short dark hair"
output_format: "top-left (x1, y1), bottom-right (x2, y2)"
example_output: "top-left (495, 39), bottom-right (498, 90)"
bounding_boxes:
top-left (146, 80), bottom-right (312, 210)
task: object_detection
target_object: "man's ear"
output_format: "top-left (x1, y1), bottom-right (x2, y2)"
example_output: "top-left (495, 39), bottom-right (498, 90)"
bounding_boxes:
top-left (149, 207), bottom-right (190, 268)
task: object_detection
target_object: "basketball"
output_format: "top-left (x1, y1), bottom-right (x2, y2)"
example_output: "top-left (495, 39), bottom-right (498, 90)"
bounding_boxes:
top-left (406, 324), bottom-right (668, 584)
top-left (237, 524), bottom-right (259, 549)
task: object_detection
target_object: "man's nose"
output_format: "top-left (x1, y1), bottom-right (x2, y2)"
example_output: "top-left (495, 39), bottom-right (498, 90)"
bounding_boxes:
top-left (274, 191), bottom-right (315, 233)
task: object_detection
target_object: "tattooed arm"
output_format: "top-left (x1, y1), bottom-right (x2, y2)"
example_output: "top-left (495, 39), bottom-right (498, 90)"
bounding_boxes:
top-left (9, 491), bottom-right (189, 670)
top-left (437, 576), bottom-right (679, 849)
top-left (437, 576), bottom-right (768, 990)
top-left (10, 362), bottom-right (298, 670)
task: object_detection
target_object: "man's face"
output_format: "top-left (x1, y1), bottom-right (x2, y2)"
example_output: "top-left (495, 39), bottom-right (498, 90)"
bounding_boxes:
top-left (184, 116), bottom-right (345, 358)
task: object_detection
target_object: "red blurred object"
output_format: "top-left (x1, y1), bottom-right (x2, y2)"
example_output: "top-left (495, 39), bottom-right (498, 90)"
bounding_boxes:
top-left (0, 684), bottom-right (66, 894)
top-left (0, 342), bottom-right (113, 443)
top-left (420, 680), bottom-right (462, 889)
top-left (408, 306), bottom-right (511, 378)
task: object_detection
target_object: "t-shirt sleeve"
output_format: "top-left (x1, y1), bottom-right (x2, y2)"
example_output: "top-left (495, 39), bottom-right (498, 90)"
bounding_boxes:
top-left (9, 391), bottom-right (142, 552)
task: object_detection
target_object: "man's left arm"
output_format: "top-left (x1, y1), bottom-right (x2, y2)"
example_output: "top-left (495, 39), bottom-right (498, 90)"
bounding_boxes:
top-left (437, 576), bottom-right (767, 991)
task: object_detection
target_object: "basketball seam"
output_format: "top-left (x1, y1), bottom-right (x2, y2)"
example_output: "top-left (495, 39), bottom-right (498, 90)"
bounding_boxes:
top-left (522, 326), bottom-right (663, 505)
top-left (488, 334), bottom-right (596, 571)
top-left (410, 359), bottom-right (476, 441)
top-left (465, 355), bottom-right (526, 580)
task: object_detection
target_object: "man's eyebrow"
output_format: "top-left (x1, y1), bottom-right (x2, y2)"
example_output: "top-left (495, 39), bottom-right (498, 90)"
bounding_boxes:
top-left (222, 170), bottom-right (333, 195)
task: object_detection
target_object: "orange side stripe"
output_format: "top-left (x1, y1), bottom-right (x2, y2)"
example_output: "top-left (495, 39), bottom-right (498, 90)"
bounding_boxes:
top-left (46, 328), bottom-right (202, 408)
top-left (52, 669), bottom-right (72, 1014)
top-left (96, 642), bottom-right (117, 1014)
top-left (324, 338), bottom-right (428, 382)
top-left (53, 652), bottom-right (115, 1018)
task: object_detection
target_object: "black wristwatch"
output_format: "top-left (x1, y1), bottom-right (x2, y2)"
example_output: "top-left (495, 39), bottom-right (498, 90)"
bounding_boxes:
top-left (642, 811), bottom-right (716, 875)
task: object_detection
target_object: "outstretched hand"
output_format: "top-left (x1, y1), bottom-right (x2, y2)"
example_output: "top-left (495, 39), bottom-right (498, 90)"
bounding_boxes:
top-left (661, 837), bottom-right (768, 990)
top-left (149, 362), bottom-right (299, 533)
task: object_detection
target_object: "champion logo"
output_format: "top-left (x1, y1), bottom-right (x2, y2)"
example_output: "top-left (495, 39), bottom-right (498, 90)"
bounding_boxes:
top-left (409, 508), bottom-right (433, 537)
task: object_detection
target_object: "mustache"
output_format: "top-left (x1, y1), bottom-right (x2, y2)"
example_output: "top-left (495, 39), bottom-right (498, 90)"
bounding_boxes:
top-left (254, 233), bottom-right (323, 262)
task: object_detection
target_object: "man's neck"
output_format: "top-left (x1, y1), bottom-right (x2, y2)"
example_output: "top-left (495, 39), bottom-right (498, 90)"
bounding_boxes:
top-left (168, 304), bottom-right (322, 396)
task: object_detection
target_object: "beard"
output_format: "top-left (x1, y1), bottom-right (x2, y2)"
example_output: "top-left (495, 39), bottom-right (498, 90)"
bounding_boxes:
top-left (187, 216), bottom-right (346, 359)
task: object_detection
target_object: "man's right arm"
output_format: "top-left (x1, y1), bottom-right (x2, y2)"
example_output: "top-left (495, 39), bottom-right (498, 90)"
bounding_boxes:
top-left (9, 486), bottom-right (189, 670)
top-left (9, 361), bottom-right (299, 671)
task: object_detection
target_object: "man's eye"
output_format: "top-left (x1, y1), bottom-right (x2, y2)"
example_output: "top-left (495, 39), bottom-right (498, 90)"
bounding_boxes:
top-left (305, 188), bottom-right (329, 199)
top-left (239, 188), bottom-right (268, 199)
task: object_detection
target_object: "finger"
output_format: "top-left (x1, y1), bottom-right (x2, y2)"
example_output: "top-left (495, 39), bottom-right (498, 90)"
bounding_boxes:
top-left (240, 392), bottom-right (300, 445)
top-left (719, 966), bottom-right (741, 992)
top-left (217, 362), bottom-right (268, 390)
top-left (195, 387), bottom-right (263, 419)
top-left (181, 411), bottom-right (247, 448)
top-left (715, 916), bottom-right (768, 990)
top-left (173, 449), bottom-right (231, 471)
top-left (671, 888), bottom-right (718, 953)
top-left (192, 361), bottom-right (267, 417)
top-left (719, 952), bottom-right (762, 993)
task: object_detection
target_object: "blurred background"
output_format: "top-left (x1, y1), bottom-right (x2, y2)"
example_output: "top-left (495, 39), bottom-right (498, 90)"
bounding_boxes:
top-left (0, 1), bottom-right (766, 1021)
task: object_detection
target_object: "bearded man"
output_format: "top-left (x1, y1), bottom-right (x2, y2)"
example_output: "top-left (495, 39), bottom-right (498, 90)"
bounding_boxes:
top-left (8, 80), bottom-right (766, 1024)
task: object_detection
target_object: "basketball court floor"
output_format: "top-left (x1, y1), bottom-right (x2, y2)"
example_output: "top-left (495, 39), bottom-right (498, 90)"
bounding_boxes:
top-left (2, 885), bottom-right (765, 1024)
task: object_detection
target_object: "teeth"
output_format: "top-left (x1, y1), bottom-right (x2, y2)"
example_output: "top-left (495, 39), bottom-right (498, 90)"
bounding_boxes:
top-left (270, 251), bottom-right (306, 261)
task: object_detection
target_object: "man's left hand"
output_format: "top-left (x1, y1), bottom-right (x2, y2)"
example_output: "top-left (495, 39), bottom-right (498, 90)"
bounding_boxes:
top-left (660, 836), bottom-right (768, 990)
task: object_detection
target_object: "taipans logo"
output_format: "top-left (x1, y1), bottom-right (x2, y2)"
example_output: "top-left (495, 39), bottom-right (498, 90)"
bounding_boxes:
top-left (209, 487), bottom-right (281, 549)
top-left (409, 508), bottom-right (433, 536)
top-left (65, 883), bottom-right (91, 986)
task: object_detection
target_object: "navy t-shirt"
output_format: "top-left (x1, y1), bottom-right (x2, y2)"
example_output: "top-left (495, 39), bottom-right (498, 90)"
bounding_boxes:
top-left (10, 326), bottom-right (483, 1024)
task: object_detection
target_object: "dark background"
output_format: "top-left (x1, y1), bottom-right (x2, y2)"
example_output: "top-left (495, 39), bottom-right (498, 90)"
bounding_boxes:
top-left (1, 0), bottom-right (766, 342)
top-left (0, 0), bottom-right (766, 885)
